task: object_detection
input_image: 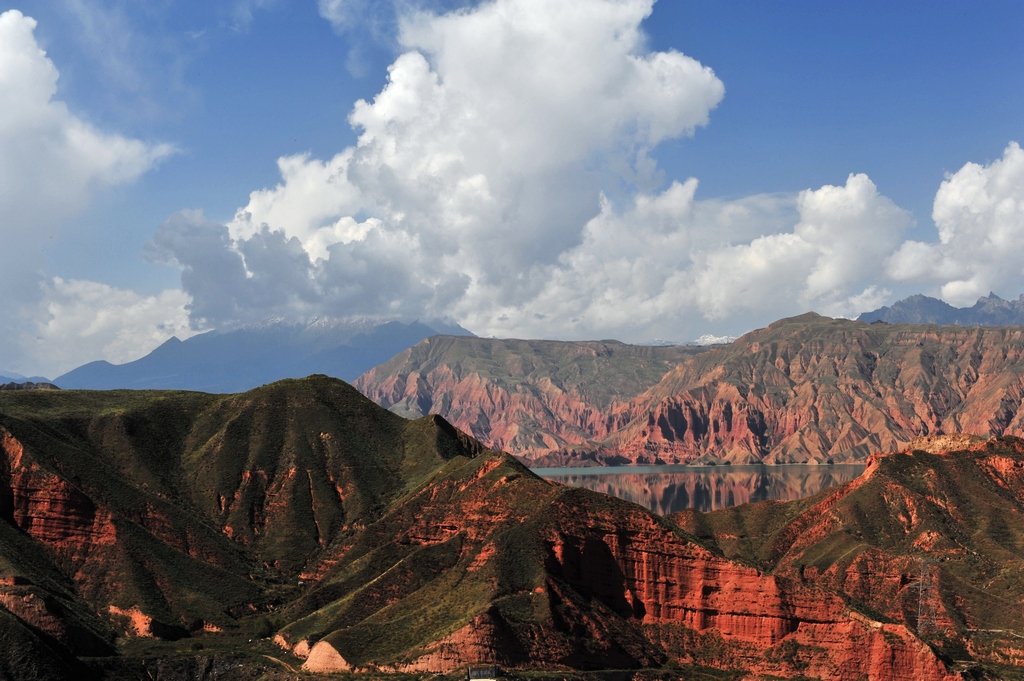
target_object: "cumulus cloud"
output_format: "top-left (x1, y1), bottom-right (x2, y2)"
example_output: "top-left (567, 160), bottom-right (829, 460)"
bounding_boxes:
top-left (0, 10), bottom-right (174, 232)
top-left (150, 209), bottom-right (469, 327)
top-left (692, 173), bottom-right (911, 321)
top-left (158, 0), bottom-right (1024, 347)
top-left (209, 0), bottom-right (725, 331)
top-left (0, 9), bottom-right (174, 373)
top-left (28, 278), bottom-right (193, 378)
top-left (467, 173), bottom-right (910, 340)
top-left (888, 141), bottom-right (1024, 306)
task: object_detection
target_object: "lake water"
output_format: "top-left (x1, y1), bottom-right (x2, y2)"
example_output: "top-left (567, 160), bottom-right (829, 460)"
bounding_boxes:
top-left (532, 464), bottom-right (866, 515)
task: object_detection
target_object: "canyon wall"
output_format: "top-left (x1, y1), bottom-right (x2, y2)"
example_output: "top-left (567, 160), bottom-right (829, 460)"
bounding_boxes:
top-left (358, 315), bottom-right (1024, 466)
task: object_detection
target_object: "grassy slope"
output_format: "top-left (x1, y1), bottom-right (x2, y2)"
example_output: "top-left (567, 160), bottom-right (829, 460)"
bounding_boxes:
top-left (0, 388), bottom-right (269, 626)
top-left (675, 437), bottom-right (1024, 640)
top-left (1, 376), bottom-right (582, 674)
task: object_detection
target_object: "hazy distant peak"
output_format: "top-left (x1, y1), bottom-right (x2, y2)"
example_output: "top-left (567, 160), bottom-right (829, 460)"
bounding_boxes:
top-left (53, 316), bottom-right (474, 393)
top-left (859, 292), bottom-right (1024, 326)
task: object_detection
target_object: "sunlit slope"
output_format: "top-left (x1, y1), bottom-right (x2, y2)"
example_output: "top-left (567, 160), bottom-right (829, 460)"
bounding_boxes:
top-left (355, 336), bottom-right (702, 458)
top-left (359, 315), bottom-right (1024, 465)
top-left (274, 447), bottom-right (954, 679)
top-left (675, 435), bottom-right (1024, 663)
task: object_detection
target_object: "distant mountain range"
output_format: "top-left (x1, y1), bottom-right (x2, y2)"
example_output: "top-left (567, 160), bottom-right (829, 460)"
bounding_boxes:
top-left (53, 317), bottom-right (472, 393)
top-left (0, 370), bottom-right (52, 384)
top-left (859, 291), bottom-right (1024, 325)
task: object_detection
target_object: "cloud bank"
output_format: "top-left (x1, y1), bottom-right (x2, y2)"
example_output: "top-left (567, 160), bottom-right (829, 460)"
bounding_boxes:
top-left (8, 0), bottom-right (1024, 376)
top-left (150, 0), bottom-right (1024, 348)
top-left (888, 142), bottom-right (1024, 306)
top-left (159, 0), bottom-right (729, 331)
top-left (0, 9), bottom-right (178, 375)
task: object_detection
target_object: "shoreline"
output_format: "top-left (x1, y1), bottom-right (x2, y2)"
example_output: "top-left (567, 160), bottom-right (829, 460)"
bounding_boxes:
top-left (531, 462), bottom-right (868, 477)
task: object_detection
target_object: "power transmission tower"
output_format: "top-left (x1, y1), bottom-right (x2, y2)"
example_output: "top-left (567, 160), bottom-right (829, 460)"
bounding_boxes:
top-left (916, 558), bottom-right (941, 635)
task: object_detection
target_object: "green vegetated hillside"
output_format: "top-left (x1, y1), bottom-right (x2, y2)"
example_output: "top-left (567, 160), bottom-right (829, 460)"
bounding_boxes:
top-left (676, 434), bottom-right (1024, 670)
top-left (358, 314), bottom-right (1024, 466)
top-left (0, 375), bottom-right (983, 680)
top-left (0, 378), bottom-right (491, 678)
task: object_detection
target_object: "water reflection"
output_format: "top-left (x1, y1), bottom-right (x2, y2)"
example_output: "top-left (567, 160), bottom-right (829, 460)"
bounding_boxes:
top-left (532, 464), bottom-right (865, 514)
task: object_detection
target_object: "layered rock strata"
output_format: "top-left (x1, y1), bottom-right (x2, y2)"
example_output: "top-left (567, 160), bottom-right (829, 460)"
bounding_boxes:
top-left (0, 377), bottom-right (972, 679)
top-left (677, 435), bottom-right (1024, 667)
top-left (357, 315), bottom-right (1024, 466)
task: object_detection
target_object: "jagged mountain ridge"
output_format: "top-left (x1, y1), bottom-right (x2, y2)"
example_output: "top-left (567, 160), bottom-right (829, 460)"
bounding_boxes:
top-left (355, 336), bottom-right (706, 456)
top-left (675, 434), bottom-right (1024, 670)
top-left (357, 314), bottom-right (1024, 466)
top-left (0, 376), bottom-right (958, 679)
top-left (859, 292), bottom-right (1024, 325)
top-left (54, 317), bottom-right (472, 393)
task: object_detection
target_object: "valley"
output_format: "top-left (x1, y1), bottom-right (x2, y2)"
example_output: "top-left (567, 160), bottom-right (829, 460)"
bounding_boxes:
top-left (1, 374), bottom-right (1022, 678)
top-left (8, 316), bottom-right (1024, 678)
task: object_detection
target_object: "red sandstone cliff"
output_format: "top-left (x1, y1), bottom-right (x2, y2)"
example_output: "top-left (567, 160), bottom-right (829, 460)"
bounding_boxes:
top-left (354, 336), bottom-right (699, 459)
top-left (269, 446), bottom-right (959, 679)
top-left (0, 377), bottom-right (974, 678)
top-left (675, 435), bottom-right (1024, 669)
top-left (357, 315), bottom-right (1024, 466)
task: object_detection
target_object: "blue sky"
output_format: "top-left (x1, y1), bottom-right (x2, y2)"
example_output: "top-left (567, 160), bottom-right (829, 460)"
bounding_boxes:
top-left (2, 0), bottom-right (1023, 376)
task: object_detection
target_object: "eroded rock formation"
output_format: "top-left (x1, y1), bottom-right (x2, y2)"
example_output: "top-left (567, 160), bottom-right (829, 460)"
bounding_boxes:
top-left (357, 315), bottom-right (1024, 466)
top-left (0, 375), bottom-right (979, 678)
top-left (677, 435), bottom-right (1024, 669)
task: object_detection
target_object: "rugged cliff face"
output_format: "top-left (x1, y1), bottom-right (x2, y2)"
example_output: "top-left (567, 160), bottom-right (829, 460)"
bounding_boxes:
top-left (354, 336), bottom-right (702, 459)
top-left (0, 377), bottom-right (965, 679)
top-left (271, 452), bottom-right (958, 679)
top-left (357, 315), bottom-right (1024, 465)
top-left (675, 434), bottom-right (1024, 668)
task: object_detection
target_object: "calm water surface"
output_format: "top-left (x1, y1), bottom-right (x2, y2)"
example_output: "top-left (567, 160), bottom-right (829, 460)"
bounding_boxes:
top-left (531, 464), bottom-right (866, 514)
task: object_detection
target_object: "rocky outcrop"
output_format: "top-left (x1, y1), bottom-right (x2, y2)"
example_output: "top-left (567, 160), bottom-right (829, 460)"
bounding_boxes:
top-left (676, 436), bottom-right (1024, 669)
top-left (0, 375), bottom-right (973, 678)
top-left (358, 314), bottom-right (1024, 466)
top-left (0, 382), bottom-right (59, 391)
top-left (355, 336), bottom-right (700, 458)
top-left (302, 641), bottom-right (352, 672)
top-left (0, 427), bottom-right (117, 550)
top-left (541, 493), bottom-right (958, 680)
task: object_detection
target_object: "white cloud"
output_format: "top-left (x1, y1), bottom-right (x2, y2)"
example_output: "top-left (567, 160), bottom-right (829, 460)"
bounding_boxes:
top-left (27, 278), bottom-right (195, 378)
top-left (0, 9), bottom-right (174, 374)
top-left (463, 173), bottom-right (910, 340)
top-left (0, 10), bottom-right (173, 230)
top-left (691, 173), bottom-right (911, 322)
top-left (887, 141), bottom-right (1024, 306)
top-left (160, 1), bottom-right (1024, 348)
top-left (213, 0), bottom-right (725, 331)
top-left (318, 0), bottom-right (368, 33)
